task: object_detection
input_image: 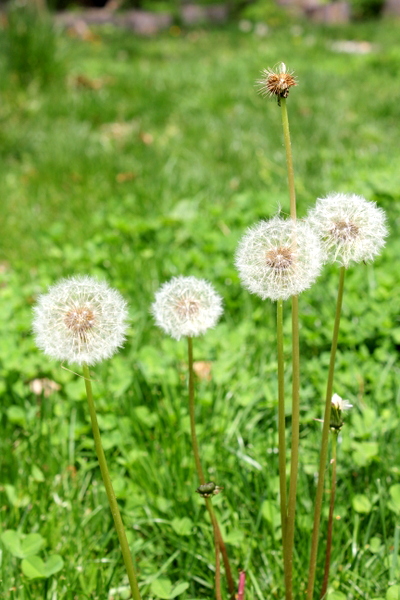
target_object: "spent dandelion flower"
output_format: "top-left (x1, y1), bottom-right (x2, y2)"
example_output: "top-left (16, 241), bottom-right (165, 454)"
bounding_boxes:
top-left (257, 62), bottom-right (297, 100)
top-left (307, 193), bottom-right (388, 268)
top-left (33, 275), bottom-right (128, 365)
top-left (235, 216), bottom-right (323, 301)
top-left (330, 393), bottom-right (353, 430)
top-left (152, 276), bottom-right (223, 341)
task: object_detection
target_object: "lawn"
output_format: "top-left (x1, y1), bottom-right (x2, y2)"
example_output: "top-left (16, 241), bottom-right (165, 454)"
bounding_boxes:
top-left (0, 8), bottom-right (400, 599)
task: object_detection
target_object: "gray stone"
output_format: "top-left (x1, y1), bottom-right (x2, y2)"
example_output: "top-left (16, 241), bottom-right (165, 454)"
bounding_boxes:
top-left (181, 3), bottom-right (229, 25)
top-left (383, 0), bottom-right (400, 15)
top-left (305, 2), bottom-right (350, 23)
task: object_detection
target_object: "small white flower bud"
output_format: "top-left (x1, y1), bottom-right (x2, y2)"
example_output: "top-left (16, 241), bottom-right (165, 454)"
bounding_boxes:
top-left (151, 276), bottom-right (223, 341)
top-left (331, 393), bottom-right (352, 430)
top-left (235, 216), bottom-right (323, 301)
top-left (307, 193), bottom-right (388, 268)
top-left (33, 276), bottom-right (128, 366)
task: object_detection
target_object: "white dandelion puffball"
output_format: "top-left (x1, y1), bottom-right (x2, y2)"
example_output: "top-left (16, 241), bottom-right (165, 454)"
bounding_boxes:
top-left (152, 276), bottom-right (223, 341)
top-left (307, 193), bottom-right (388, 268)
top-left (33, 276), bottom-right (128, 366)
top-left (235, 216), bottom-right (323, 301)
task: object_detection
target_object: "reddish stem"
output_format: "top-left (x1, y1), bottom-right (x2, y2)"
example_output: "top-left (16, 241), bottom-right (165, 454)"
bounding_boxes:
top-left (238, 571), bottom-right (246, 600)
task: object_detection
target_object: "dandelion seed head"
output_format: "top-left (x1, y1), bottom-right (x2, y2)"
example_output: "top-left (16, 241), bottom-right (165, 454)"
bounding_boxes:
top-left (152, 276), bottom-right (223, 341)
top-left (307, 193), bottom-right (388, 267)
top-left (33, 276), bottom-right (128, 366)
top-left (257, 62), bottom-right (297, 99)
top-left (235, 216), bottom-right (323, 301)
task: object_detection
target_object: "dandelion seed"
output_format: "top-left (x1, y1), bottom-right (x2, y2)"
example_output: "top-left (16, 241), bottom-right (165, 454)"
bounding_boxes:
top-left (152, 276), bottom-right (223, 341)
top-left (307, 193), bottom-right (388, 268)
top-left (235, 216), bottom-right (323, 301)
top-left (33, 276), bottom-right (128, 365)
top-left (257, 62), bottom-right (297, 99)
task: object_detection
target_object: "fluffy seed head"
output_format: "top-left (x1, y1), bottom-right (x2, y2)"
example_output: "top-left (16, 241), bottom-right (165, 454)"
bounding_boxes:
top-left (33, 276), bottom-right (128, 366)
top-left (152, 276), bottom-right (223, 340)
top-left (257, 62), bottom-right (297, 99)
top-left (307, 193), bottom-right (388, 268)
top-left (235, 216), bottom-right (323, 301)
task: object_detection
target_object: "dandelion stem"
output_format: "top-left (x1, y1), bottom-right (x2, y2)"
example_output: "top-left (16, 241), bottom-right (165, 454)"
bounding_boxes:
top-left (207, 496), bottom-right (223, 600)
top-left (306, 266), bottom-right (346, 600)
top-left (280, 98), bottom-right (296, 220)
top-left (238, 571), bottom-right (246, 600)
top-left (280, 94), bottom-right (299, 600)
top-left (82, 364), bottom-right (142, 600)
top-left (320, 432), bottom-right (338, 599)
top-left (187, 337), bottom-right (235, 599)
top-left (285, 293), bottom-right (300, 600)
top-left (188, 336), bottom-right (205, 483)
top-left (277, 300), bottom-right (288, 550)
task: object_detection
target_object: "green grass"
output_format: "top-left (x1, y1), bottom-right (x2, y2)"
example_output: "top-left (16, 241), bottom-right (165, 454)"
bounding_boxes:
top-left (1, 10), bottom-right (400, 600)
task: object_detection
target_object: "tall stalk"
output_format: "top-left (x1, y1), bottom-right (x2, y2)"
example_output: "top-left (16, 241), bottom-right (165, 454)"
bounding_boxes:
top-left (320, 432), bottom-right (338, 599)
top-left (280, 96), bottom-right (299, 600)
top-left (187, 337), bottom-right (235, 599)
top-left (277, 299), bottom-right (287, 546)
top-left (306, 266), bottom-right (346, 599)
top-left (285, 293), bottom-right (300, 600)
top-left (82, 364), bottom-right (142, 600)
top-left (280, 98), bottom-right (296, 220)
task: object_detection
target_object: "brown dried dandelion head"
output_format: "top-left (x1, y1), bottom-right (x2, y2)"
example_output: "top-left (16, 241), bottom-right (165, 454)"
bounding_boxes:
top-left (257, 62), bottom-right (297, 101)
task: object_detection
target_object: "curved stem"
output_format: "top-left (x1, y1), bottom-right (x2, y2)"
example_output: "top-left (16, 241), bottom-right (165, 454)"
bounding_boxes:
top-left (306, 266), bottom-right (346, 600)
top-left (82, 364), bottom-right (142, 600)
top-left (187, 337), bottom-right (235, 599)
top-left (320, 433), bottom-right (338, 599)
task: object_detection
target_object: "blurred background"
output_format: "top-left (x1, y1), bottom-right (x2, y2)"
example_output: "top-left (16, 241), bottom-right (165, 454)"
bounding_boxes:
top-left (0, 0), bottom-right (400, 598)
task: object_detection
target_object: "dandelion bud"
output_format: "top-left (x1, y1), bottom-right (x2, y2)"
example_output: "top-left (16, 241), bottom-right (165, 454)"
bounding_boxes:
top-left (257, 62), bottom-right (297, 100)
top-left (235, 216), bottom-right (323, 301)
top-left (195, 482), bottom-right (224, 498)
top-left (151, 276), bottom-right (223, 341)
top-left (307, 193), bottom-right (388, 268)
top-left (33, 276), bottom-right (128, 366)
top-left (330, 393), bottom-right (352, 430)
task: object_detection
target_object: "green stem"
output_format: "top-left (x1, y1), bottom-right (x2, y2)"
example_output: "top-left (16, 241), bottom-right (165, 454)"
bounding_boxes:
top-left (306, 266), bottom-right (346, 600)
top-left (320, 433), bottom-right (338, 600)
top-left (284, 294), bottom-right (300, 600)
top-left (280, 95), bottom-right (299, 600)
top-left (206, 497), bottom-right (223, 600)
top-left (188, 336), bottom-right (205, 483)
top-left (277, 300), bottom-right (288, 551)
top-left (82, 364), bottom-right (142, 600)
top-left (280, 98), bottom-right (296, 220)
top-left (187, 337), bottom-right (235, 599)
